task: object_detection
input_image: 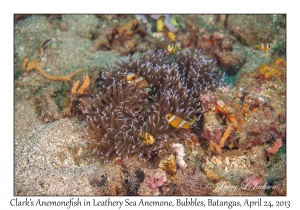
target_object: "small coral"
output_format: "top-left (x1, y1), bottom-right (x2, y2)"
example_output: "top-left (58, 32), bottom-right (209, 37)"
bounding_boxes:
top-left (203, 166), bottom-right (221, 181)
top-left (250, 58), bottom-right (286, 83)
top-left (209, 125), bottom-right (232, 153)
top-left (159, 154), bottom-right (177, 176)
top-left (201, 110), bottom-right (232, 152)
top-left (137, 168), bottom-right (167, 196)
top-left (71, 74), bottom-right (90, 95)
top-left (22, 58), bottom-right (84, 81)
top-left (266, 138), bottom-right (283, 155)
top-left (215, 100), bottom-right (245, 131)
top-left (172, 143), bottom-right (187, 169)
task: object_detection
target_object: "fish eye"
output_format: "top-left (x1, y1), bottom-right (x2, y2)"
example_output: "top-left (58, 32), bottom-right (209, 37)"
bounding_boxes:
top-left (127, 73), bottom-right (138, 81)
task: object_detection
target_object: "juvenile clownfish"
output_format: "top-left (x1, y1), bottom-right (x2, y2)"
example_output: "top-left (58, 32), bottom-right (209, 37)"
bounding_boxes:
top-left (168, 32), bottom-right (176, 41)
top-left (167, 43), bottom-right (179, 54)
top-left (254, 43), bottom-right (271, 53)
top-left (139, 131), bottom-right (155, 145)
top-left (126, 73), bottom-right (149, 89)
top-left (126, 73), bottom-right (151, 96)
top-left (165, 114), bottom-right (196, 129)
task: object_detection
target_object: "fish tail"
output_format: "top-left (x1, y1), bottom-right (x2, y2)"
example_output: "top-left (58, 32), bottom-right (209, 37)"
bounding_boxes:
top-left (190, 116), bottom-right (197, 125)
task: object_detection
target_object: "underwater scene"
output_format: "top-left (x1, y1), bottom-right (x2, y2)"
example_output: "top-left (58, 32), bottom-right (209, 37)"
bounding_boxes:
top-left (14, 14), bottom-right (286, 196)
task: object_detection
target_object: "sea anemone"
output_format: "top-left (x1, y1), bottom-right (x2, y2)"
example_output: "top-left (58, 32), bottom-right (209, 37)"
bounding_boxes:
top-left (83, 49), bottom-right (224, 162)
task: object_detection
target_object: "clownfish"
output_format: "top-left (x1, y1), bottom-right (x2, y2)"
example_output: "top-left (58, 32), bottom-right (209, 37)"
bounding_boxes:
top-left (139, 131), bottom-right (155, 145)
top-left (167, 43), bottom-right (179, 54)
top-left (168, 32), bottom-right (176, 41)
top-left (165, 114), bottom-right (196, 129)
top-left (126, 73), bottom-right (151, 96)
top-left (254, 43), bottom-right (271, 53)
top-left (126, 73), bottom-right (150, 89)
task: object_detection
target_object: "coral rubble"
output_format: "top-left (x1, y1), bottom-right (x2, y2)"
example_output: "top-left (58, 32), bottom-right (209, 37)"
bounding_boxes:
top-left (159, 154), bottom-right (177, 176)
top-left (200, 58), bottom-right (286, 152)
top-left (138, 168), bottom-right (167, 196)
top-left (172, 166), bottom-right (211, 195)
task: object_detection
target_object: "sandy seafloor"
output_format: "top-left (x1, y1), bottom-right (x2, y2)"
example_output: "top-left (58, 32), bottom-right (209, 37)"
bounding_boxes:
top-left (14, 14), bottom-right (286, 196)
top-left (14, 15), bottom-right (122, 195)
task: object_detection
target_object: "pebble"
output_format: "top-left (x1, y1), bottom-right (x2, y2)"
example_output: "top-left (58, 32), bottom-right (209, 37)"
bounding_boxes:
top-left (211, 156), bottom-right (223, 165)
top-left (258, 96), bottom-right (265, 103)
top-left (223, 156), bottom-right (230, 165)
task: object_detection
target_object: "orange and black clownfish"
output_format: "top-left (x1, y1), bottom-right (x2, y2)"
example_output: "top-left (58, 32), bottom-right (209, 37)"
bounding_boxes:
top-left (254, 43), bottom-right (271, 53)
top-left (138, 131), bottom-right (155, 145)
top-left (165, 114), bottom-right (196, 129)
top-left (126, 73), bottom-right (151, 96)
